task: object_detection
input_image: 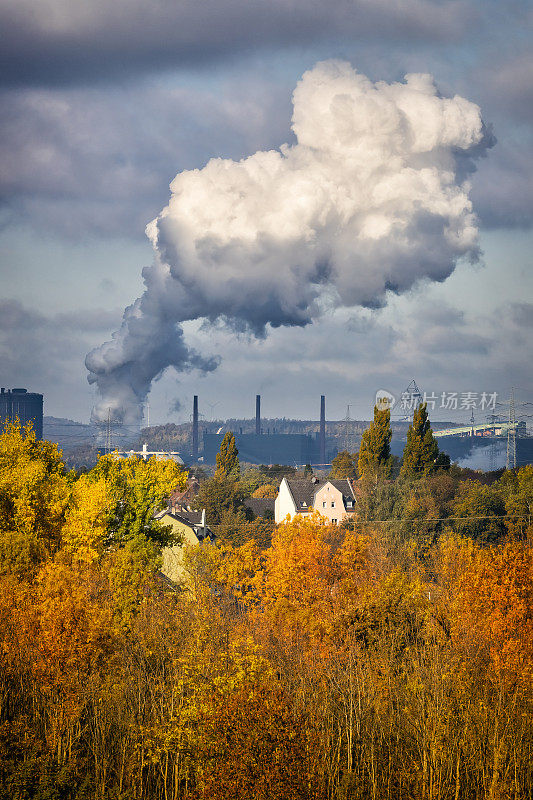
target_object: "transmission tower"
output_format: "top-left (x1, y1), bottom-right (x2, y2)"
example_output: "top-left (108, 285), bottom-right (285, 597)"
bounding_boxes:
top-left (497, 389), bottom-right (533, 470)
top-left (343, 404), bottom-right (354, 452)
top-left (486, 412), bottom-right (503, 471)
top-left (105, 407), bottom-right (112, 454)
top-left (506, 389), bottom-right (517, 470)
top-left (393, 379), bottom-right (423, 422)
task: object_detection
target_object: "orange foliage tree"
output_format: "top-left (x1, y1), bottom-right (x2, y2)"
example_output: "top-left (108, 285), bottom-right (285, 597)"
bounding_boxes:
top-left (437, 535), bottom-right (533, 684)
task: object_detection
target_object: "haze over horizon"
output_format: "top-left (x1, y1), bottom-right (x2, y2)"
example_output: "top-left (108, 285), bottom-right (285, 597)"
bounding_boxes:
top-left (1, 0), bottom-right (532, 426)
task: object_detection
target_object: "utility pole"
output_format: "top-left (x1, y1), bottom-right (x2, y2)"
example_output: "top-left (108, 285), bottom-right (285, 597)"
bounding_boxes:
top-left (106, 407), bottom-right (112, 454)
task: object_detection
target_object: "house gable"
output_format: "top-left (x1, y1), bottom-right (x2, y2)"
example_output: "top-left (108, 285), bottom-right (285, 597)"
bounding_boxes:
top-left (158, 511), bottom-right (212, 586)
top-left (313, 480), bottom-right (357, 525)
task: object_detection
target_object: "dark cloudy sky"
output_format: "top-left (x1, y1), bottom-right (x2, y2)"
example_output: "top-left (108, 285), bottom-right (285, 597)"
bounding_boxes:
top-left (1, 0), bottom-right (532, 426)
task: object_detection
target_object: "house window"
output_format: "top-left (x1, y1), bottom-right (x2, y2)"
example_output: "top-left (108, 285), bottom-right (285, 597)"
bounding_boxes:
top-left (347, 500), bottom-right (353, 508)
top-left (331, 501), bottom-right (335, 508)
top-left (322, 501), bottom-right (326, 508)
top-left (302, 502), bottom-right (307, 508)
top-left (332, 518), bottom-right (338, 524)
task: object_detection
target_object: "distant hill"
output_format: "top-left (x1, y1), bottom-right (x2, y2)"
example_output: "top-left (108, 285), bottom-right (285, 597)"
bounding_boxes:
top-left (43, 416), bottom-right (99, 469)
top-left (43, 416), bottom-right (96, 449)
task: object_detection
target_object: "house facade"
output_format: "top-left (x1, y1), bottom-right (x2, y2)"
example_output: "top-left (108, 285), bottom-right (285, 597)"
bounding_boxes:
top-left (313, 480), bottom-right (356, 524)
top-left (274, 477), bottom-right (357, 525)
top-left (156, 509), bottom-right (213, 586)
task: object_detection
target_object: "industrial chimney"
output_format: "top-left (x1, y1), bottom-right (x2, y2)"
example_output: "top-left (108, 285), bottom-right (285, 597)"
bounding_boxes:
top-left (192, 395), bottom-right (199, 460)
top-left (255, 394), bottom-right (261, 436)
top-left (319, 395), bottom-right (326, 465)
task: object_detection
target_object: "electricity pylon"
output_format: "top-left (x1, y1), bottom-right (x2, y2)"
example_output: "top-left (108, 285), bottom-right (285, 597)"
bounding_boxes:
top-left (343, 404), bottom-right (354, 451)
top-left (506, 389), bottom-right (517, 470)
top-left (497, 389), bottom-right (533, 470)
top-left (392, 379), bottom-right (423, 421)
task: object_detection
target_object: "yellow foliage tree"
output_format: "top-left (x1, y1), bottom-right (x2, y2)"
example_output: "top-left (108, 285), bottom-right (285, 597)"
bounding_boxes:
top-left (21, 560), bottom-right (114, 761)
top-left (0, 421), bottom-right (70, 574)
top-left (88, 453), bottom-right (187, 547)
top-left (61, 475), bottom-right (114, 563)
top-left (251, 484), bottom-right (278, 499)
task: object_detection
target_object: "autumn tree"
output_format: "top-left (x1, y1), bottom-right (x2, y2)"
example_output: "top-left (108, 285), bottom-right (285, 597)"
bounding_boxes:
top-left (252, 483), bottom-right (278, 498)
top-left (258, 513), bottom-right (351, 644)
top-left (358, 406), bottom-right (393, 481)
top-left (499, 465), bottom-right (533, 537)
top-left (0, 421), bottom-right (70, 575)
top-left (330, 450), bottom-right (357, 479)
top-left (453, 479), bottom-right (507, 542)
top-left (4, 413), bottom-right (533, 800)
top-left (195, 474), bottom-right (243, 525)
top-left (61, 474), bottom-right (113, 563)
top-left (215, 431), bottom-right (240, 479)
top-left (192, 683), bottom-right (323, 800)
top-left (106, 534), bottom-right (161, 631)
top-left (437, 535), bottom-right (533, 684)
top-left (400, 402), bottom-right (449, 479)
top-left (238, 467), bottom-right (264, 497)
top-left (87, 453), bottom-right (186, 548)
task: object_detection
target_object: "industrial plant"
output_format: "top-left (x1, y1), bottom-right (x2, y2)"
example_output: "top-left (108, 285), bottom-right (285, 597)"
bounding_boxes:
top-left (202, 395), bottom-right (328, 467)
top-left (6, 382), bottom-right (530, 472)
top-left (0, 388), bottom-right (43, 439)
top-left (189, 389), bottom-right (533, 470)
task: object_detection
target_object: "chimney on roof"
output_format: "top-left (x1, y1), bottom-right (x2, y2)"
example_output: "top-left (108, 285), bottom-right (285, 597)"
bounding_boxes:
top-left (255, 394), bottom-right (261, 436)
top-left (192, 395), bottom-right (199, 460)
top-left (319, 395), bottom-right (326, 464)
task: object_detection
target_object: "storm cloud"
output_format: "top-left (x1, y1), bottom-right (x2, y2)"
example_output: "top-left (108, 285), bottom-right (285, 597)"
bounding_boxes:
top-left (0, 0), bottom-right (476, 86)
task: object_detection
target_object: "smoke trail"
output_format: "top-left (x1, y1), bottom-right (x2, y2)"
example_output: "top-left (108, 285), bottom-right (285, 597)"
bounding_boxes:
top-left (86, 60), bottom-right (493, 423)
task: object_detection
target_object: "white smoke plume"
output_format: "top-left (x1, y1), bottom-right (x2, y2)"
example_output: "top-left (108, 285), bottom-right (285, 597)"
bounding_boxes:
top-left (86, 60), bottom-right (492, 423)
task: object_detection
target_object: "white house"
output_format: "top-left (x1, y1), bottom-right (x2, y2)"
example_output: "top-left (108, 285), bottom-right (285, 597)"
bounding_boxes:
top-left (274, 477), bottom-right (357, 525)
top-left (312, 480), bottom-right (357, 525)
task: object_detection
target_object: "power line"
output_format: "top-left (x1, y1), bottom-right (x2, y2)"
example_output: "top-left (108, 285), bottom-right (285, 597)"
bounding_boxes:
top-left (348, 514), bottom-right (531, 525)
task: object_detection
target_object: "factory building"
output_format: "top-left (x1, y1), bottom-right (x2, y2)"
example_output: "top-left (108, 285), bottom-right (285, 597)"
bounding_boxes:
top-left (197, 394), bottom-right (327, 466)
top-left (0, 387), bottom-right (43, 439)
top-left (203, 431), bottom-right (320, 466)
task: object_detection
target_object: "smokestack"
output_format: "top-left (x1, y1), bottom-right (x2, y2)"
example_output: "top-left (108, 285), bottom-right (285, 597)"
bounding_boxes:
top-left (320, 395), bottom-right (326, 465)
top-left (192, 395), bottom-right (199, 460)
top-left (256, 394), bottom-right (261, 436)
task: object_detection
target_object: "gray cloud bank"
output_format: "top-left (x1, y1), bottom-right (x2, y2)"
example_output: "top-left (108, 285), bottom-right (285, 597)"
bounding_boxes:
top-left (0, 299), bottom-right (120, 410)
top-left (86, 60), bottom-right (492, 424)
top-left (0, 0), bottom-right (475, 86)
top-left (0, 80), bottom-right (291, 238)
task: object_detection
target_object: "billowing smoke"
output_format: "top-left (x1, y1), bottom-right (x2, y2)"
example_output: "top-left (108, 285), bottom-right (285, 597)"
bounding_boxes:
top-left (86, 60), bottom-right (492, 423)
